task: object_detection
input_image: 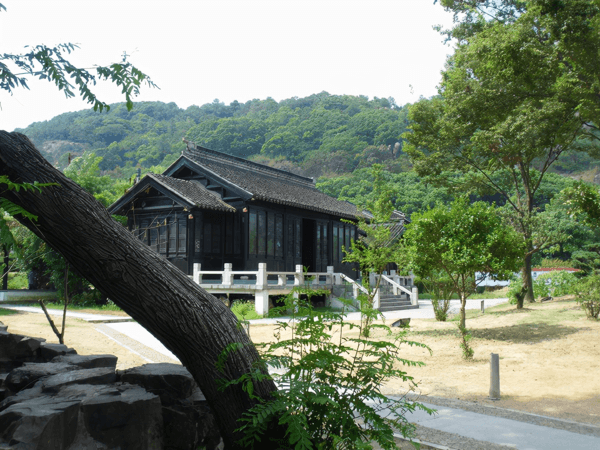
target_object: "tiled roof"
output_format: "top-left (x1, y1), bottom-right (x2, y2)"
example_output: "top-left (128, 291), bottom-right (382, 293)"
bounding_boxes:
top-left (147, 173), bottom-right (236, 212)
top-left (182, 141), bottom-right (361, 219)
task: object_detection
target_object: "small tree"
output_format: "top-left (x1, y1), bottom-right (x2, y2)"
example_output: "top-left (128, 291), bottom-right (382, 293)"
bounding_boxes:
top-left (223, 287), bottom-right (434, 449)
top-left (417, 271), bottom-right (455, 322)
top-left (405, 197), bottom-right (523, 355)
top-left (343, 165), bottom-right (403, 336)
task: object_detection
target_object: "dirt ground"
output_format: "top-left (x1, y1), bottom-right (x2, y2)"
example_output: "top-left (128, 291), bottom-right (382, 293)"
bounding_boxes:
top-left (0, 308), bottom-right (148, 370)
top-left (248, 297), bottom-right (600, 426)
top-left (2, 298), bottom-right (599, 426)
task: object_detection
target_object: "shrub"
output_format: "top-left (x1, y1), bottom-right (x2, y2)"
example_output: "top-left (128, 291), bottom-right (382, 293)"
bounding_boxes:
top-left (574, 275), bottom-right (600, 319)
top-left (7, 272), bottom-right (28, 290)
top-left (533, 271), bottom-right (578, 299)
top-left (220, 289), bottom-right (434, 449)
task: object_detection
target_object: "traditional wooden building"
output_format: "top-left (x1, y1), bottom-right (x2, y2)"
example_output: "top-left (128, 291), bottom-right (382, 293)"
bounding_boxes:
top-left (109, 141), bottom-right (366, 278)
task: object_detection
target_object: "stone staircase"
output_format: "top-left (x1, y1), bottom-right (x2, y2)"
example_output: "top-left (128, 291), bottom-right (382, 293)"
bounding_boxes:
top-left (378, 294), bottom-right (419, 312)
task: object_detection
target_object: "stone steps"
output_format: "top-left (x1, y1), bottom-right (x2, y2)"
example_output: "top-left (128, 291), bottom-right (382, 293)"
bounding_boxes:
top-left (378, 295), bottom-right (419, 312)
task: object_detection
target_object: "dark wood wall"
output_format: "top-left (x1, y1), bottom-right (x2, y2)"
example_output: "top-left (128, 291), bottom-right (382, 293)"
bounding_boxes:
top-left (131, 202), bottom-right (359, 278)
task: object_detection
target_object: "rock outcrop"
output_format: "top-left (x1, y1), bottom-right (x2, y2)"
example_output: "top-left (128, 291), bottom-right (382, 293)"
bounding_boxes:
top-left (0, 321), bottom-right (222, 449)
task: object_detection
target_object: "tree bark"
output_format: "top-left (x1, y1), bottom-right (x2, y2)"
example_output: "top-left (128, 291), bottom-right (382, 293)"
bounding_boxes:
top-left (522, 252), bottom-right (535, 303)
top-left (0, 131), bottom-right (278, 448)
top-left (459, 295), bottom-right (466, 329)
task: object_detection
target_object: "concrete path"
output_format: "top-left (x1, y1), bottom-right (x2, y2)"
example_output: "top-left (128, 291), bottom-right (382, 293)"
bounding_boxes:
top-left (393, 399), bottom-right (600, 450)
top-left (0, 305), bottom-right (134, 323)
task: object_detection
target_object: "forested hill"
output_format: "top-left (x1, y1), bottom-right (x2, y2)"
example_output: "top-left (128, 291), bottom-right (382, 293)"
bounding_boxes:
top-left (16, 93), bottom-right (599, 215)
top-left (16, 93), bottom-right (413, 179)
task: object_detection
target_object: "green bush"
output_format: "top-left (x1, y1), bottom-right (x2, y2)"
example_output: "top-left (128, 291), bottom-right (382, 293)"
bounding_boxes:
top-left (533, 271), bottom-right (578, 299)
top-left (507, 275), bottom-right (522, 305)
top-left (220, 289), bottom-right (434, 449)
top-left (230, 300), bottom-right (263, 321)
top-left (7, 272), bottom-right (28, 290)
top-left (574, 275), bottom-right (600, 319)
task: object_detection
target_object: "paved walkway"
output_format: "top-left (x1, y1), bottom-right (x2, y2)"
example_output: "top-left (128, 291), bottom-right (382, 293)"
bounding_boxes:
top-left (5, 299), bottom-right (600, 449)
top-left (391, 398), bottom-right (600, 450)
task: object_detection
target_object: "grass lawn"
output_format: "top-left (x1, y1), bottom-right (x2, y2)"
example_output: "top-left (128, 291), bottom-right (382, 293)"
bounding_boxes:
top-left (41, 302), bottom-right (125, 315)
top-left (0, 307), bottom-right (19, 316)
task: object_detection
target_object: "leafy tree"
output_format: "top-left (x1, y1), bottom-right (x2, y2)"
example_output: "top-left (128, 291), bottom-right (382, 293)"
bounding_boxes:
top-left (405, 0), bottom-right (600, 303)
top-left (405, 197), bottom-right (523, 331)
top-left (343, 165), bottom-right (402, 337)
top-left (227, 290), bottom-right (433, 449)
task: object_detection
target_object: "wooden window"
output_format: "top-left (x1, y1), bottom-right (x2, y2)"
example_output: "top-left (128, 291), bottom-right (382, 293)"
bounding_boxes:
top-left (178, 218), bottom-right (186, 254)
top-left (194, 219), bottom-right (202, 254)
top-left (333, 224), bottom-right (339, 263)
top-left (204, 222), bottom-right (212, 254)
top-left (295, 220), bottom-right (301, 258)
top-left (140, 220), bottom-right (150, 243)
top-left (249, 211), bottom-right (257, 255)
top-left (316, 225), bottom-right (321, 259)
top-left (234, 215), bottom-right (241, 255)
top-left (345, 226), bottom-right (350, 258)
top-left (267, 213), bottom-right (275, 256)
top-left (275, 215), bottom-right (283, 258)
top-left (287, 221), bottom-right (293, 258)
top-left (257, 211), bottom-right (266, 256)
top-left (211, 219), bottom-right (221, 254)
top-left (168, 220), bottom-right (177, 257)
top-left (150, 219), bottom-right (159, 252)
top-left (322, 224), bottom-right (328, 261)
top-left (159, 219), bottom-right (167, 254)
top-left (225, 215), bottom-right (233, 255)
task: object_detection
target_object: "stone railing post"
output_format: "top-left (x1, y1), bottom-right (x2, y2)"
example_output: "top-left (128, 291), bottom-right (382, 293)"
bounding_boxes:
top-left (411, 286), bottom-right (419, 306)
top-left (294, 265), bottom-right (304, 287)
top-left (223, 263), bottom-right (233, 287)
top-left (373, 287), bottom-right (380, 309)
top-left (277, 273), bottom-right (286, 286)
top-left (293, 265), bottom-right (304, 299)
top-left (326, 266), bottom-right (335, 286)
top-left (193, 263), bottom-right (202, 285)
top-left (255, 263), bottom-right (269, 316)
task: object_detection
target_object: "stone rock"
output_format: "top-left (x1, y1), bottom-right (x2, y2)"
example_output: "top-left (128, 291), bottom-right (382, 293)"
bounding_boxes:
top-left (51, 354), bottom-right (117, 370)
top-left (5, 362), bottom-right (79, 393)
top-left (0, 381), bottom-right (43, 411)
top-left (0, 359), bottom-right (23, 374)
top-left (392, 318), bottom-right (411, 328)
top-left (40, 343), bottom-right (77, 361)
top-left (0, 332), bottom-right (43, 360)
top-left (0, 388), bottom-right (11, 403)
top-left (0, 394), bottom-right (80, 449)
top-left (41, 367), bottom-right (117, 394)
top-left (120, 363), bottom-right (195, 405)
top-left (77, 383), bottom-right (163, 450)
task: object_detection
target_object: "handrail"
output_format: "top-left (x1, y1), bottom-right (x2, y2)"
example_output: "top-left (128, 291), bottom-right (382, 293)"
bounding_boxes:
top-left (380, 274), bottom-right (412, 296)
top-left (340, 273), bottom-right (369, 295)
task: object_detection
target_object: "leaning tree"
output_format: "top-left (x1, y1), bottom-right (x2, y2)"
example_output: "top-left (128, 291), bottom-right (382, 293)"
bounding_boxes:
top-left (0, 131), bottom-right (279, 449)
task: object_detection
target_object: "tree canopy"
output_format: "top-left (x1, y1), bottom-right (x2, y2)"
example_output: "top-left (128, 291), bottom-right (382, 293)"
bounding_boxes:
top-left (404, 0), bottom-right (600, 303)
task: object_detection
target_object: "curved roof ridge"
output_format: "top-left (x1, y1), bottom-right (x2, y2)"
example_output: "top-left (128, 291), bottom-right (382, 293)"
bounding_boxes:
top-left (183, 140), bottom-right (315, 187)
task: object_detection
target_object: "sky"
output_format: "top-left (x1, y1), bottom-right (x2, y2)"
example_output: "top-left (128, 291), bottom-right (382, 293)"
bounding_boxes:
top-left (1, 0), bottom-right (455, 132)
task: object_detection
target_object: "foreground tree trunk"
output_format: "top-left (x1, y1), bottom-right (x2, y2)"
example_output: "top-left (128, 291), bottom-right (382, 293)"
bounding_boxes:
top-left (0, 132), bottom-right (278, 449)
top-left (522, 252), bottom-right (535, 304)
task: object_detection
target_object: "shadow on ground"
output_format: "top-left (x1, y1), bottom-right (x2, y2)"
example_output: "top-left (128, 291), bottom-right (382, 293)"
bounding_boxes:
top-left (473, 322), bottom-right (580, 343)
top-left (412, 322), bottom-right (580, 343)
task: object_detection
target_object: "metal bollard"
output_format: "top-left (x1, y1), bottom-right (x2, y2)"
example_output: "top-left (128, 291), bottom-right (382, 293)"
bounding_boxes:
top-left (489, 353), bottom-right (500, 400)
top-left (481, 300), bottom-right (485, 314)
